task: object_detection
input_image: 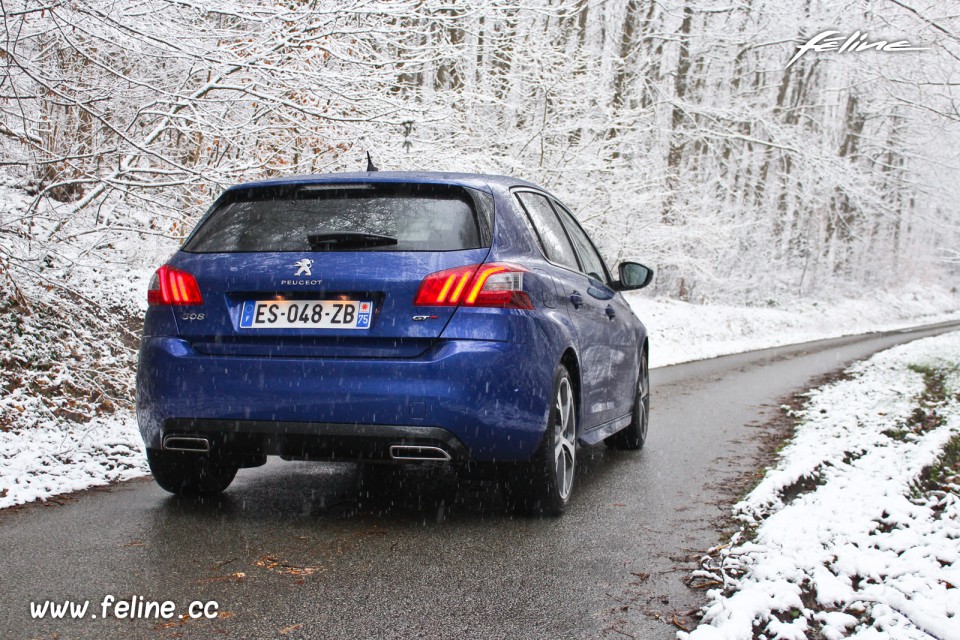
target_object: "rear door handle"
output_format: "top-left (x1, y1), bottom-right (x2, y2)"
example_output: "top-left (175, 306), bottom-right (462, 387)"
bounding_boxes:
top-left (605, 305), bottom-right (616, 320)
top-left (569, 292), bottom-right (583, 309)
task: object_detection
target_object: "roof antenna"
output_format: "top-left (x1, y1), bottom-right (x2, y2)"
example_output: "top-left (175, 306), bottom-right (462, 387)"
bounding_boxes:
top-left (365, 151), bottom-right (378, 172)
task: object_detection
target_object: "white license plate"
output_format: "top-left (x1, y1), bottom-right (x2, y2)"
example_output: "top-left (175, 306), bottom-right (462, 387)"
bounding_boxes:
top-left (239, 300), bottom-right (373, 330)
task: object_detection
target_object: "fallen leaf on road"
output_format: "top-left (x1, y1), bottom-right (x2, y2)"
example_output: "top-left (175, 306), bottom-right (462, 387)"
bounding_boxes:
top-left (254, 554), bottom-right (320, 577)
top-left (193, 572), bottom-right (247, 585)
top-left (279, 623), bottom-right (303, 634)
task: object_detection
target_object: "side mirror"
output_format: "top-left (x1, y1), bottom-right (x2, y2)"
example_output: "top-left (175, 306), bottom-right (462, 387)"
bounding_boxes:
top-left (617, 262), bottom-right (654, 291)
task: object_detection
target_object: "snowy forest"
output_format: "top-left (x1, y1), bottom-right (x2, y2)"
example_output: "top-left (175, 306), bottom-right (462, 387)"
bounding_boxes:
top-left (1, 0), bottom-right (959, 428)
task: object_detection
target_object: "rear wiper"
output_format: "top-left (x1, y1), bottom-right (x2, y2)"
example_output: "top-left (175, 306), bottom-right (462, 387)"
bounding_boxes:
top-left (307, 232), bottom-right (398, 250)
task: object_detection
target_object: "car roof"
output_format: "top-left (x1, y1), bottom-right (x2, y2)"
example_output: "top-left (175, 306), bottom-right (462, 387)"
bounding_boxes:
top-left (224, 171), bottom-right (544, 195)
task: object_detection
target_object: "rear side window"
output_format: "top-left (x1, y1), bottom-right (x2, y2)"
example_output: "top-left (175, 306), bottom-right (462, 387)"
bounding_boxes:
top-left (183, 184), bottom-right (490, 253)
top-left (515, 191), bottom-right (579, 271)
top-left (553, 202), bottom-right (610, 283)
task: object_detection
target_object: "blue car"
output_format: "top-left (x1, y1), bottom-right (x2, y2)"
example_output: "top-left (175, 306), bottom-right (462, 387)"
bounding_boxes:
top-left (136, 172), bottom-right (652, 514)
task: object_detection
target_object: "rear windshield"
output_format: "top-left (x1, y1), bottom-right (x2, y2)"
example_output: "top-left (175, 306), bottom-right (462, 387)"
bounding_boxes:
top-left (182, 183), bottom-right (491, 253)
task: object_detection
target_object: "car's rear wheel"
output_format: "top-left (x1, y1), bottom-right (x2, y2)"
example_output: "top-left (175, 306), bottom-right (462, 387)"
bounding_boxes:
top-left (504, 365), bottom-right (577, 516)
top-left (147, 449), bottom-right (238, 496)
top-left (605, 347), bottom-right (649, 450)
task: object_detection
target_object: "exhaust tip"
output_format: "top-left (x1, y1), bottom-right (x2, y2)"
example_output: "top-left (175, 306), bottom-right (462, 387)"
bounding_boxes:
top-left (163, 436), bottom-right (211, 453)
top-left (389, 445), bottom-right (451, 462)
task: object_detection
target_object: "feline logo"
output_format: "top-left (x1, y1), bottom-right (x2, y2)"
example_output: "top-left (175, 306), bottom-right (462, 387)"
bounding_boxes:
top-left (294, 259), bottom-right (314, 277)
top-left (787, 31), bottom-right (928, 68)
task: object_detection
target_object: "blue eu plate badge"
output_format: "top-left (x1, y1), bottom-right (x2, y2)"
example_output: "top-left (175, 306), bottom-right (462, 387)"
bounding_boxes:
top-left (356, 301), bottom-right (372, 329)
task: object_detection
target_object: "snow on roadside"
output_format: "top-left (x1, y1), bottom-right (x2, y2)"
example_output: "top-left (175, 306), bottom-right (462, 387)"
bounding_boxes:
top-left (1, 181), bottom-right (160, 509)
top-left (680, 331), bottom-right (960, 640)
top-left (628, 288), bottom-right (960, 369)
top-left (0, 410), bottom-right (147, 510)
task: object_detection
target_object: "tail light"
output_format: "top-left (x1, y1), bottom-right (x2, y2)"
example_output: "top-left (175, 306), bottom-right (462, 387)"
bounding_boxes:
top-left (147, 265), bottom-right (203, 305)
top-left (415, 263), bottom-right (533, 309)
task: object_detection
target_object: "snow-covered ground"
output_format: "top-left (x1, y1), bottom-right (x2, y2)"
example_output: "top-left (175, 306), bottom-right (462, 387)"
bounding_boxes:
top-left (0, 410), bottom-right (146, 507)
top-left (680, 331), bottom-right (960, 640)
top-left (627, 288), bottom-right (960, 368)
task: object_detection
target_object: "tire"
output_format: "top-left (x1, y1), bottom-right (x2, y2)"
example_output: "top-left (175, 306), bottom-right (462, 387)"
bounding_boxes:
top-left (147, 449), bottom-right (238, 496)
top-left (605, 347), bottom-right (649, 450)
top-left (504, 365), bottom-right (578, 516)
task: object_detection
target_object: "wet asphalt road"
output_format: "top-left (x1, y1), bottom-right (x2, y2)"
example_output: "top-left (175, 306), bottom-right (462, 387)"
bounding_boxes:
top-left (2, 321), bottom-right (960, 640)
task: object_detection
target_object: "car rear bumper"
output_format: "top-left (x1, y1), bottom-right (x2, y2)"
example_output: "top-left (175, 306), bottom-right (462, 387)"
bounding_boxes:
top-left (136, 337), bottom-right (553, 462)
top-left (160, 419), bottom-right (470, 463)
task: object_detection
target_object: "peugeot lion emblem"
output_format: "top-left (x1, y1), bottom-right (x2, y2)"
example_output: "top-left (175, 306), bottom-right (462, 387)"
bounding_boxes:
top-left (294, 258), bottom-right (314, 277)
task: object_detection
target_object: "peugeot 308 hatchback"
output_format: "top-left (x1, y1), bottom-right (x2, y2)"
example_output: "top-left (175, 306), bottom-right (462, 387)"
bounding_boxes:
top-left (136, 172), bottom-right (653, 515)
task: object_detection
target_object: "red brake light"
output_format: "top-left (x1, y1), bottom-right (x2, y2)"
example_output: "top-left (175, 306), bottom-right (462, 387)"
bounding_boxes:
top-left (147, 265), bottom-right (203, 306)
top-left (414, 263), bottom-right (533, 309)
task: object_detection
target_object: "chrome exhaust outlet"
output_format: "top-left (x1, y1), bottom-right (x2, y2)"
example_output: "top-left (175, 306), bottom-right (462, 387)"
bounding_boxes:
top-left (388, 445), bottom-right (452, 462)
top-left (163, 436), bottom-right (211, 453)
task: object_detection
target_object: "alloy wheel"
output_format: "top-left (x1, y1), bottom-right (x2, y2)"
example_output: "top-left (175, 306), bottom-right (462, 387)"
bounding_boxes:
top-left (554, 377), bottom-right (576, 500)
